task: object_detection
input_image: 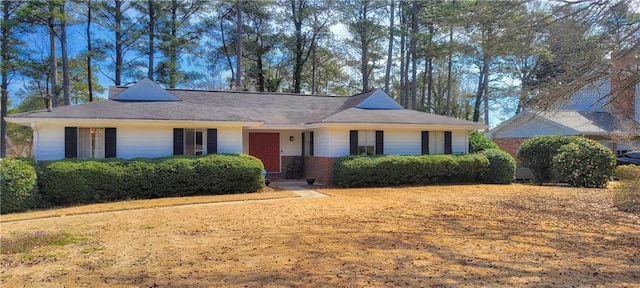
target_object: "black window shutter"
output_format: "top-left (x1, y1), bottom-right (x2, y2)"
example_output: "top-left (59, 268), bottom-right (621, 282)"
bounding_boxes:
top-left (301, 132), bottom-right (305, 156)
top-left (421, 131), bottom-right (430, 155)
top-left (375, 130), bottom-right (384, 155)
top-left (64, 127), bottom-right (77, 158)
top-left (444, 131), bottom-right (452, 154)
top-left (207, 129), bottom-right (218, 154)
top-left (309, 132), bottom-right (314, 156)
top-left (173, 128), bottom-right (184, 155)
top-left (349, 130), bottom-right (358, 155)
top-left (105, 128), bottom-right (117, 158)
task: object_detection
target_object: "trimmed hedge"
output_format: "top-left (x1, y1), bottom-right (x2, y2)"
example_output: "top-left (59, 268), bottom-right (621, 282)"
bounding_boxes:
top-left (332, 154), bottom-right (490, 188)
top-left (480, 149), bottom-right (516, 184)
top-left (613, 178), bottom-right (640, 213)
top-left (517, 136), bottom-right (578, 184)
top-left (1, 158), bottom-right (39, 214)
top-left (552, 138), bottom-right (616, 188)
top-left (614, 165), bottom-right (640, 181)
top-left (39, 154), bottom-right (265, 207)
top-left (469, 131), bottom-right (499, 153)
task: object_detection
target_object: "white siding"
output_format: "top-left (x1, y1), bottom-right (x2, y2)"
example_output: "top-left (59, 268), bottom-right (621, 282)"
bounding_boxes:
top-left (493, 117), bottom-right (565, 138)
top-left (280, 131), bottom-right (302, 156)
top-left (217, 126), bottom-right (243, 154)
top-left (33, 122), bottom-right (244, 160)
top-left (383, 129), bottom-right (421, 155)
top-left (118, 126), bottom-right (173, 158)
top-left (313, 127), bottom-right (471, 157)
top-left (34, 124), bottom-right (65, 161)
top-left (313, 127), bottom-right (350, 157)
top-left (452, 130), bottom-right (468, 154)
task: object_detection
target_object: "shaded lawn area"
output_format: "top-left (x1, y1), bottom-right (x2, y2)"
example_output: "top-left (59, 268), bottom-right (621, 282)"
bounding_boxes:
top-left (1, 184), bottom-right (638, 287)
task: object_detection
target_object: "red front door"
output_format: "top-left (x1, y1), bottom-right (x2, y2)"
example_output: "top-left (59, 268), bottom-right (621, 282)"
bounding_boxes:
top-left (249, 133), bottom-right (280, 173)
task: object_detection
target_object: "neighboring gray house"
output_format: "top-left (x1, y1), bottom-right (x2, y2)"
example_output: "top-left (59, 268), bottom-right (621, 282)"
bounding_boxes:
top-left (490, 51), bottom-right (640, 158)
top-left (6, 78), bottom-right (486, 184)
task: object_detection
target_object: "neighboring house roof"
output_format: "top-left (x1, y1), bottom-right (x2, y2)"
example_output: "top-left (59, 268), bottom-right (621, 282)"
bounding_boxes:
top-left (490, 110), bottom-right (640, 138)
top-left (7, 79), bottom-right (486, 129)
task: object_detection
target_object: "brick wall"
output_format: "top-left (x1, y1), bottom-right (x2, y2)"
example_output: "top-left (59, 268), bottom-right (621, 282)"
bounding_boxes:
top-left (493, 137), bottom-right (528, 159)
top-left (281, 156), bottom-right (303, 179)
top-left (610, 50), bottom-right (638, 120)
top-left (303, 156), bottom-right (336, 185)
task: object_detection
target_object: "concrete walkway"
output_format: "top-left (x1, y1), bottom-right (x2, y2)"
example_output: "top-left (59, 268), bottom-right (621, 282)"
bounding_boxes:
top-left (270, 181), bottom-right (328, 198)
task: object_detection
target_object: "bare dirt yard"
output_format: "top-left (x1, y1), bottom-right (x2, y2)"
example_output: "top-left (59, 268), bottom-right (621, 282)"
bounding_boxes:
top-left (1, 184), bottom-right (638, 287)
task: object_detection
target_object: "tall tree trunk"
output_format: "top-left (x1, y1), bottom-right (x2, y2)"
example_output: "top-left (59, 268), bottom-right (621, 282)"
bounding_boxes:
top-left (220, 17), bottom-right (234, 89)
top-left (1, 2), bottom-right (9, 157)
top-left (445, 25), bottom-right (453, 117)
top-left (168, 0), bottom-right (178, 88)
top-left (384, 0), bottom-right (394, 94)
top-left (311, 42), bottom-right (316, 94)
top-left (483, 63), bottom-right (490, 126)
top-left (115, 0), bottom-right (122, 86)
top-left (420, 57), bottom-right (427, 108)
top-left (291, 0), bottom-right (304, 93)
top-left (399, 1), bottom-right (406, 107)
top-left (235, 0), bottom-right (243, 90)
top-left (48, 1), bottom-right (59, 107)
top-left (87, 0), bottom-right (93, 102)
top-left (410, 0), bottom-right (418, 110)
top-left (473, 54), bottom-right (490, 122)
top-left (61, 3), bottom-right (70, 106)
top-left (427, 57), bottom-right (433, 111)
top-left (256, 41), bottom-right (265, 92)
top-left (360, 0), bottom-right (370, 91)
top-left (148, 0), bottom-right (155, 80)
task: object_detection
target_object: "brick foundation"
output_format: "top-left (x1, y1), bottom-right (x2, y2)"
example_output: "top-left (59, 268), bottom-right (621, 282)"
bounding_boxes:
top-left (493, 137), bottom-right (528, 159)
top-left (281, 156), bottom-right (304, 179)
top-left (303, 156), bottom-right (336, 185)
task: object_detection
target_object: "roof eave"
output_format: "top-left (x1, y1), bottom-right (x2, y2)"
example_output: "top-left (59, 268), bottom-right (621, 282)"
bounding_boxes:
top-left (5, 117), bottom-right (263, 127)
top-left (306, 122), bottom-right (487, 130)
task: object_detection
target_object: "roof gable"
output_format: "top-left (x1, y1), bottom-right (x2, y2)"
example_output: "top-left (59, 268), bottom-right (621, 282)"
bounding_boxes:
top-left (355, 89), bottom-right (403, 110)
top-left (111, 78), bottom-right (180, 102)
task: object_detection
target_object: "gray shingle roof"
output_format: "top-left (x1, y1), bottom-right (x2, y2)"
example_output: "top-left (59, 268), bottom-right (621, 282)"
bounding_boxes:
top-left (537, 110), bottom-right (640, 135)
top-left (8, 81), bottom-right (486, 128)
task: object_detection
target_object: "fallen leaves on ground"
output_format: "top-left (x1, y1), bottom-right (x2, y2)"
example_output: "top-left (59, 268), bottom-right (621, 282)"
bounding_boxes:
top-left (1, 184), bottom-right (638, 287)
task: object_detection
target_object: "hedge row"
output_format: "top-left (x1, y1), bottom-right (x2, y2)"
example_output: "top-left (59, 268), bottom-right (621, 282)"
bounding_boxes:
top-left (333, 154), bottom-right (491, 188)
top-left (39, 154), bottom-right (265, 207)
top-left (517, 136), bottom-right (579, 184)
top-left (517, 136), bottom-right (616, 187)
top-left (0, 158), bottom-right (39, 214)
top-left (553, 138), bottom-right (616, 188)
top-left (480, 149), bottom-right (517, 184)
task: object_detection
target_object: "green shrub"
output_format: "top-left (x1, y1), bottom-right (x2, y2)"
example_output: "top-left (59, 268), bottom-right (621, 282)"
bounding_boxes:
top-left (1, 158), bottom-right (39, 214)
top-left (614, 165), bottom-right (640, 180)
top-left (469, 131), bottom-right (499, 153)
top-left (39, 154), bottom-right (264, 207)
top-left (480, 149), bottom-right (516, 184)
top-left (333, 154), bottom-right (490, 188)
top-left (517, 136), bottom-right (578, 184)
top-left (613, 178), bottom-right (640, 213)
top-left (552, 138), bottom-right (616, 188)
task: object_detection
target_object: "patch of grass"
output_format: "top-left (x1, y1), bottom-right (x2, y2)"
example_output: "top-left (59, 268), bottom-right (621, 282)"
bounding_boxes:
top-left (0, 231), bottom-right (85, 254)
top-left (613, 178), bottom-right (640, 213)
top-left (80, 246), bottom-right (104, 254)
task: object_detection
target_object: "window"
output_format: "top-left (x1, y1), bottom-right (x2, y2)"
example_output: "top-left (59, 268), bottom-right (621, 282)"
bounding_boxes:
top-left (78, 128), bottom-right (105, 159)
top-left (358, 130), bottom-right (376, 155)
top-left (302, 132), bottom-right (314, 156)
top-left (184, 129), bottom-right (204, 155)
